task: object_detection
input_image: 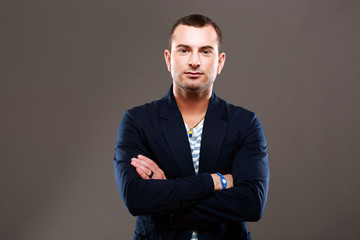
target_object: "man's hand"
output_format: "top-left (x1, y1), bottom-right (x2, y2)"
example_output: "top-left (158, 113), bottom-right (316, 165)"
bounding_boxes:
top-left (211, 173), bottom-right (234, 191)
top-left (131, 155), bottom-right (167, 180)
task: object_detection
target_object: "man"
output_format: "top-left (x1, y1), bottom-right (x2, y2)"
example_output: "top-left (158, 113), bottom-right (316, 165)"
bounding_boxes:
top-left (114, 14), bottom-right (269, 240)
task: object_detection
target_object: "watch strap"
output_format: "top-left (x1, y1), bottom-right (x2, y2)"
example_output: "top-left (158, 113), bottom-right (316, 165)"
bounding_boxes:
top-left (215, 172), bottom-right (227, 190)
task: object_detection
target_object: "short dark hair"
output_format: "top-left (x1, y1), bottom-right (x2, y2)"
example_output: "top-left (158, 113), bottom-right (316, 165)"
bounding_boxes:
top-left (168, 14), bottom-right (222, 52)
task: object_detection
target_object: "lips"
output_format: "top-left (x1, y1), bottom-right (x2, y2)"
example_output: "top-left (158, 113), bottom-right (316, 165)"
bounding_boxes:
top-left (184, 72), bottom-right (203, 77)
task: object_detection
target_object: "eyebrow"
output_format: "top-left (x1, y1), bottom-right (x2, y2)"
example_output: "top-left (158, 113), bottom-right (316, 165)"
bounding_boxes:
top-left (175, 44), bottom-right (215, 50)
top-left (175, 44), bottom-right (190, 49)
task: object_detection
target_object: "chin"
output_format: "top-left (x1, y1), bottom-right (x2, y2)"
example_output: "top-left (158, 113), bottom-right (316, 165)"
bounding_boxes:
top-left (183, 81), bottom-right (203, 90)
top-left (185, 83), bottom-right (212, 93)
top-left (175, 77), bottom-right (213, 93)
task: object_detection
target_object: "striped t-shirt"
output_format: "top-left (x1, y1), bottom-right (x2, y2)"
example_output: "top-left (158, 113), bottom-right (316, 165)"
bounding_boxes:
top-left (184, 118), bottom-right (205, 240)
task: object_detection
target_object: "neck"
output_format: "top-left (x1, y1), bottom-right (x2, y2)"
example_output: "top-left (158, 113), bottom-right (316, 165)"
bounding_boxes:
top-left (173, 84), bottom-right (212, 116)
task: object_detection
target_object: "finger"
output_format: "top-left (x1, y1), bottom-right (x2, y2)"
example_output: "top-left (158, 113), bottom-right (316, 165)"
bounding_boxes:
top-left (135, 166), bottom-right (150, 180)
top-left (138, 155), bottom-right (159, 167)
top-left (132, 159), bottom-right (166, 180)
top-left (136, 155), bottom-right (159, 172)
top-left (131, 158), bottom-right (152, 171)
top-left (154, 171), bottom-right (166, 180)
top-left (133, 156), bottom-right (166, 179)
top-left (131, 160), bottom-right (152, 177)
top-left (132, 159), bottom-right (155, 178)
top-left (132, 161), bottom-right (152, 179)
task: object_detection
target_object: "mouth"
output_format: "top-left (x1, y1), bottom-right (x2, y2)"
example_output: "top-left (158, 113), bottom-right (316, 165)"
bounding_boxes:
top-left (184, 72), bottom-right (203, 78)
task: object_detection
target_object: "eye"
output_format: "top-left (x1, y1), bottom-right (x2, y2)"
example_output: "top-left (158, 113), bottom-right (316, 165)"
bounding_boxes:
top-left (202, 49), bottom-right (212, 55)
top-left (178, 49), bottom-right (189, 54)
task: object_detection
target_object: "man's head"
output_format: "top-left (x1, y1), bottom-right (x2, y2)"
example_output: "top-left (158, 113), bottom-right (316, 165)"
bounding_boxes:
top-left (168, 14), bottom-right (222, 52)
top-left (165, 14), bottom-right (226, 94)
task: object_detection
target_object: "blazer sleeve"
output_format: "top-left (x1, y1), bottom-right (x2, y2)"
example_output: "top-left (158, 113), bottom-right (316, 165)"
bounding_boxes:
top-left (171, 113), bottom-right (269, 227)
top-left (113, 110), bottom-right (215, 216)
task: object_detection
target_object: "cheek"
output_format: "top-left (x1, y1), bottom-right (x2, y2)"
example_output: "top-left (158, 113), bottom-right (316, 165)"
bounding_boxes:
top-left (171, 57), bottom-right (187, 72)
top-left (206, 61), bottom-right (219, 75)
top-left (170, 61), bottom-right (177, 74)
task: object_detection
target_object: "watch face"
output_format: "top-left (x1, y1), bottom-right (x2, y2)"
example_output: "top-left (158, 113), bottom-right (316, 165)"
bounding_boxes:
top-left (222, 179), bottom-right (226, 184)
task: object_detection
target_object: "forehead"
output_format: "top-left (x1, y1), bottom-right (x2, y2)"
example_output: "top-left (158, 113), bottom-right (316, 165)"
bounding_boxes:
top-left (171, 24), bottom-right (219, 49)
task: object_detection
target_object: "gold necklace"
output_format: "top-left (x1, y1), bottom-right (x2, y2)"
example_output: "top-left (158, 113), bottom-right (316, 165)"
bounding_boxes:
top-left (188, 117), bottom-right (205, 137)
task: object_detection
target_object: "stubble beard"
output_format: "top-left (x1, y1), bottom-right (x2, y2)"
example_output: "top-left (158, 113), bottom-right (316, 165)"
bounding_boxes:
top-left (174, 74), bottom-right (215, 94)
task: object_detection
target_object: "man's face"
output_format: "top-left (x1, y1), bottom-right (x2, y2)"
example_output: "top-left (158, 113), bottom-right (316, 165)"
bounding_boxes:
top-left (164, 24), bottom-right (225, 93)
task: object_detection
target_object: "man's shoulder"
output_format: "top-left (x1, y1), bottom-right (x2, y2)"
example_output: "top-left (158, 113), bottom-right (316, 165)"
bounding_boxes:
top-left (125, 97), bottom-right (164, 118)
top-left (216, 95), bottom-right (255, 119)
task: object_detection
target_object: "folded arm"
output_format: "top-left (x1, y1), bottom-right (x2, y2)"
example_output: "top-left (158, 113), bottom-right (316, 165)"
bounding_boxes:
top-left (114, 111), bottom-right (217, 216)
top-left (114, 110), bottom-right (269, 224)
top-left (172, 114), bottom-right (270, 225)
top-left (131, 154), bottom-right (233, 191)
top-left (125, 113), bottom-right (269, 226)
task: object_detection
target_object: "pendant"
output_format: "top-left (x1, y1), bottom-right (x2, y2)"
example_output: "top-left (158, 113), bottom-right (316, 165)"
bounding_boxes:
top-left (189, 130), bottom-right (193, 137)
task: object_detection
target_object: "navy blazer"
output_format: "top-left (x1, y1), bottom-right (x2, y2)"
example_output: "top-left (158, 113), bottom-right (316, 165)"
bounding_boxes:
top-left (114, 86), bottom-right (269, 240)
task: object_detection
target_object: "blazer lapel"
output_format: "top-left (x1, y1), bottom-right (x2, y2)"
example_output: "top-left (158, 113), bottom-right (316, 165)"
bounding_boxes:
top-left (199, 93), bottom-right (228, 173)
top-left (159, 88), bottom-right (195, 177)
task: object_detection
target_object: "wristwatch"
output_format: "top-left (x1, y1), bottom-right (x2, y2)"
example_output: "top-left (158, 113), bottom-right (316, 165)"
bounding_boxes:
top-left (215, 172), bottom-right (227, 190)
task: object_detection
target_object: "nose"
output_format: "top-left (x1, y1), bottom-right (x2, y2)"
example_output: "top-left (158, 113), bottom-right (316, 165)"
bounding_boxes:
top-left (188, 53), bottom-right (200, 68)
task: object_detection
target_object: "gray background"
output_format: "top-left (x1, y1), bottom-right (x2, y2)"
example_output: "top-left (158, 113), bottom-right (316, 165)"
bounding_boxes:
top-left (1, 0), bottom-right (359, 239)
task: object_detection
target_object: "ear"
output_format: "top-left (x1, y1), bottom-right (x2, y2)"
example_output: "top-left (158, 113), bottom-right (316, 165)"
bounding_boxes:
top-left (164, 49), bottom-right (171, 72)
top-left (217, 52), bottom-right (226, 75)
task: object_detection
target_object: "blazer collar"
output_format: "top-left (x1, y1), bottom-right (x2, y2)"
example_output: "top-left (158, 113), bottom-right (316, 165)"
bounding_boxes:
top-left (159, 85), bottom-right (227, 176)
